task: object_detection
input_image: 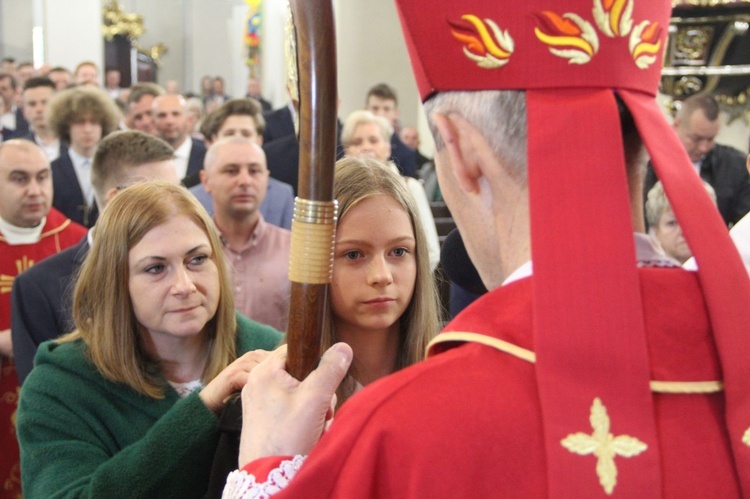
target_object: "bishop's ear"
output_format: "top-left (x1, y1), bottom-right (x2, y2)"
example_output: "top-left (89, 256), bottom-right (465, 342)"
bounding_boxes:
top-left (432, 112), bottom-right (483, 194)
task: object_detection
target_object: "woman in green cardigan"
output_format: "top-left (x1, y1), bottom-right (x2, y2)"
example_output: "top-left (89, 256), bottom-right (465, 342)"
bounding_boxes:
top-left (17, 181), bottom-right (282, 498)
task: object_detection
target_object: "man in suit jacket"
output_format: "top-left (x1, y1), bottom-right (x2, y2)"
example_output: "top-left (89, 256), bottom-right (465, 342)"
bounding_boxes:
top-left (50, 149), bottom-right (100, 227)
top-left (11, 130), bottom-right (179, 384)
top-left (0, 72), bottom-right (29, 140)
top-left (152, 93), bottom-right (207, 184)
top-left (20, 77), bottom-right (63, 162)
top-left (10, 236), bottom-right (86, 383)
top-left (183, 139), bottom-right (207, 187)
top-left (263, 133), bottom-right (300, 196)
top-left (263, 119), bottom-right (345, 197)
top-left (2, 108), bottom-right (29, 141)
top-left (262, 104), bottom-right (295, 143)
top-left (643, 93), bottom-right (750, 228)
top-left (47, 86), bottom-right (121, 227)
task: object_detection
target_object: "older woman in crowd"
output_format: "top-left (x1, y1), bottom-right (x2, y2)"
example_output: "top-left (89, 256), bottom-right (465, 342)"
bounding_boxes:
top-left (646, 180), bottom-right (716, 264)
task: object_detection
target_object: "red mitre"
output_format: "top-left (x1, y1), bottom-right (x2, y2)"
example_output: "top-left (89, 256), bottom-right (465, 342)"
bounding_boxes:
top-left (395, 0), bottom-right (750, 497)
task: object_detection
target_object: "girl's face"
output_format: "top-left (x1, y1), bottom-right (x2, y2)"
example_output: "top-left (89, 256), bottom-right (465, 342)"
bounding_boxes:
top-left (330, 194), bottom-right (417, 336)
top-left (128, 214), bottom-right (219, 351)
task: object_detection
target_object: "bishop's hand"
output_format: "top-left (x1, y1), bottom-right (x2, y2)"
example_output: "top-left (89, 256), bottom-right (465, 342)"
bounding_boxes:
top-left (238, 342), bottom-right (353, 467)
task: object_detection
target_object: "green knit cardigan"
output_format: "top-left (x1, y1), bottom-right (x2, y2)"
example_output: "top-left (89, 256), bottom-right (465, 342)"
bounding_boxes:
top-left (17, 313), bottom-right (282, 498)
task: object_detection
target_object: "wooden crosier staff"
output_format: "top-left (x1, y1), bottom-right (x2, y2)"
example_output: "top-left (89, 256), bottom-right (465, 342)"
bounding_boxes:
top-left (202, 16), bottom-right (337, 486)
top-left (285, 0), bottom-right (338, 380)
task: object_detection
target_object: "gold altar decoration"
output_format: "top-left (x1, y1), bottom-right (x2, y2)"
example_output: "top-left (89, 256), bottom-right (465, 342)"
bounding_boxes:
top-left (102, 0), bottom-right (144, 41)
top-left (101, 0), bottom-right (168, 67)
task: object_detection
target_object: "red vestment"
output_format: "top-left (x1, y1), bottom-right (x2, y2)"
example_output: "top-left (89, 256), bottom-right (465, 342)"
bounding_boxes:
top-left (243, 268), bottom-right (741, 497)
top-left (0, 208), bottom-right (85, 498)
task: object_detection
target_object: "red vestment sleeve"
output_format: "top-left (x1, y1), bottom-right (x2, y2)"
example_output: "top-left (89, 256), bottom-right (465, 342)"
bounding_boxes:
top-left (241, 456), bottom-right (293, 482)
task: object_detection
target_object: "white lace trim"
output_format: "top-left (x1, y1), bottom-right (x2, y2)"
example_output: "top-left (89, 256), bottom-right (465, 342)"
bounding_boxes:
top-left (222, 455), bottom-right (306, 499)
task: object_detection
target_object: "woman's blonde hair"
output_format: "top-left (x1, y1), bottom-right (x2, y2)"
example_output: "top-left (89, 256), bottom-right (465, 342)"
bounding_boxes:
top-left (60, 182), bottom-right (237, 399)
top-left (340, 110), bottom-right (393, 149)
top-left (327, 157), bottom-right (441, 404)
top-left (645, 179), bottom-right (716, 228)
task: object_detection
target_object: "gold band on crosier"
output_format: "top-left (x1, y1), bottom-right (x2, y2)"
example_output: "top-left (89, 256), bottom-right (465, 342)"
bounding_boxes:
top-left (288, 198), bottom-right (338, 284)
top-left (292, 197), bottom-right (338, 224)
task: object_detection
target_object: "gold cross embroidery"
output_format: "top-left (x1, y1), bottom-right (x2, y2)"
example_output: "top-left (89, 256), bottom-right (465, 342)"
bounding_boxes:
top-left (561, 397), bottom-right (648, 495)
top-left (0, 256), bottom-right (34, 293)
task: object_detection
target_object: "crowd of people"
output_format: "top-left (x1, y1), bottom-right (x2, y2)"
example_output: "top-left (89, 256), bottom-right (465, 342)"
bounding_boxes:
top-left (0, 56), bottom-right (439, 498)
top-left (2, 0), bottom-right (750, 495)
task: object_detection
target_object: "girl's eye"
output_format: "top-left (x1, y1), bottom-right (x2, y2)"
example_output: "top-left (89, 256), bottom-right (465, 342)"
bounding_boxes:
top-left (344, 250), bottom-right (361, 260)
top-left (392, 247), bottom-right (409, 257)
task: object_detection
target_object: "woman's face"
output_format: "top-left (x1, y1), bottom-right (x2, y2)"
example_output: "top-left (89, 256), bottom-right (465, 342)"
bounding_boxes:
top-left (346, 122), bottom-right (392, 162)
top-left (330, 194), bottom-right (417, 336)
top-left (653, 209), bottom-right (691, 264)
top-left (128, 214), bottom-right (220, 348)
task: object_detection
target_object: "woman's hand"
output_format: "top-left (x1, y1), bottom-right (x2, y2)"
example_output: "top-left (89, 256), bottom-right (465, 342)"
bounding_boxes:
top-left (238, 343), bottom-right (353, 467)
top-left (199, 350), bottom-right (270, 414)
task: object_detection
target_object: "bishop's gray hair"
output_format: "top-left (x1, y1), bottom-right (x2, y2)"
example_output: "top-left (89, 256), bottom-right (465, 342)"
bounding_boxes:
top-left (423, 90), bottom-right (527, 183)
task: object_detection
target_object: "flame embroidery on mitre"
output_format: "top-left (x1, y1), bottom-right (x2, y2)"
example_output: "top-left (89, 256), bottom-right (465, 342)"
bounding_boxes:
top-left (534, 11), bottom-right (599, 65)
top-left (629, 19), bottom-right (661, 69)
top-left (593, 0), bottom-right (633, 38)
top-left (448, 15), bottom-right (514, 69)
